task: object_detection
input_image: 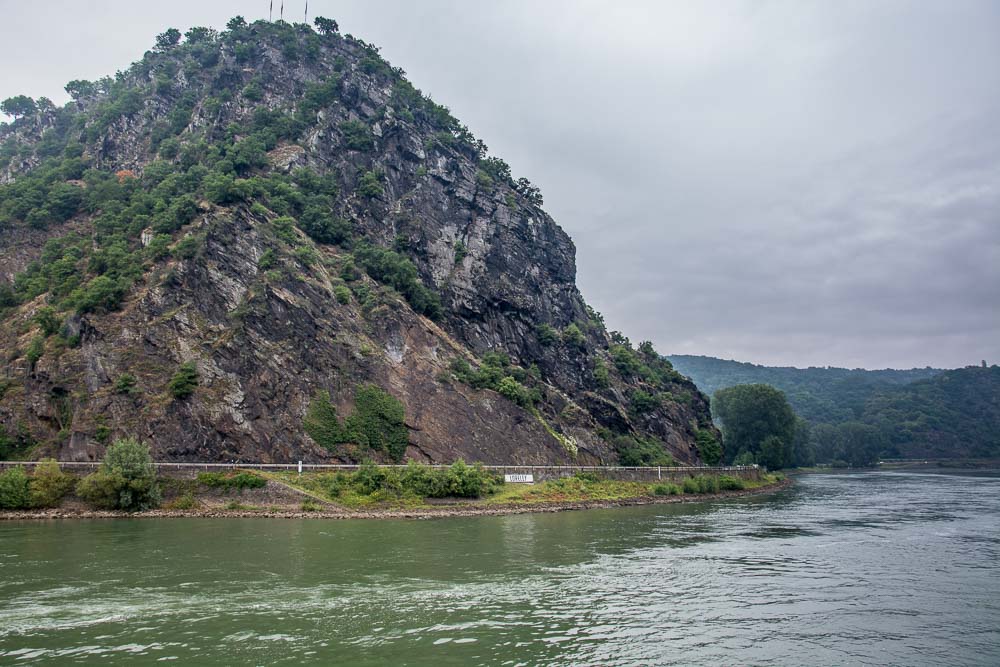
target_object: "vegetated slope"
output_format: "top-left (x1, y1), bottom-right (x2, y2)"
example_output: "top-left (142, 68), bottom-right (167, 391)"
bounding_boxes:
top-left (670, 355), bottom-right (999, 461)
top-left (667, 355), bottom-right (942, 424)
top-left (0, 18), bottom-right (718, 465)
top-left (863, 365), bottom-right (1000, 459)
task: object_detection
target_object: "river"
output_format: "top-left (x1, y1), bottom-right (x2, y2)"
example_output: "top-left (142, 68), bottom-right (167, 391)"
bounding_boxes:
top-left (1, 470), bottom-right (998, 665)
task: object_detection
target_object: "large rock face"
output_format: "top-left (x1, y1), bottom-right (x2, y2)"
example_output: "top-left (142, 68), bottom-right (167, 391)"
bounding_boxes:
top-left (0, 19), bottom-right (718, 464)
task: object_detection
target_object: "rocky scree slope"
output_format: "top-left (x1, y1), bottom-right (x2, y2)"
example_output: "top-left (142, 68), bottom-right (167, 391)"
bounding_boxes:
top-left (0, 18), bottom-right (718, 465)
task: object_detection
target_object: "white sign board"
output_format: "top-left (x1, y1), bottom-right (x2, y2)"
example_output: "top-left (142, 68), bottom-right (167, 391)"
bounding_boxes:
top-left (505, 473), bottom-right (534, 484)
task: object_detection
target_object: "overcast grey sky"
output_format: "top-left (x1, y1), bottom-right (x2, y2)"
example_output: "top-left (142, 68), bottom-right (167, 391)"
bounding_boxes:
top-left (2, 0), bottom-right (998, 369)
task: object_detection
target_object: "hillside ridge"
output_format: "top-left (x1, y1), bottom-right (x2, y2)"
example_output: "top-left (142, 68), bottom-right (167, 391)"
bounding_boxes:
top-left (0, 17), bottom-right (718, 465)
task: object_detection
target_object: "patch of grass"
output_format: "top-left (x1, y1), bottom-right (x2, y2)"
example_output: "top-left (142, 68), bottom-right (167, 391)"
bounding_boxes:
top-left (224, 500), bottom-right (253, 511)
top-left (300, 500), bottom-right (323, 512)
top-left (197, 471), bottom-right (266, 490)
top-left (164, 492), bottom-right (198, 510)
top-left (484, 477), bottom-right (653, 506)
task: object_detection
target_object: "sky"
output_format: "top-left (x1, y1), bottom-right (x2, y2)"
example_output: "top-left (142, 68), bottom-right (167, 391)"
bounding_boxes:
top-left (2, 0), bottom-right (998, 370)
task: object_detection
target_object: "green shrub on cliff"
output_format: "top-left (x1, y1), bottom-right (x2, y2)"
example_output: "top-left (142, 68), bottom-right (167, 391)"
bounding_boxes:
top-left (168, 362), bottom-right (199, 399)
top-left (536, 323), bottom-right (558, 346)
top-left (77, 437), bottom-right (161, 511)
top-left (447, 354), bottom-right (542, 409)
top-left (614, 435), bottom-right (675, 467)
top-left (304, 385), bottom-right (409, 462)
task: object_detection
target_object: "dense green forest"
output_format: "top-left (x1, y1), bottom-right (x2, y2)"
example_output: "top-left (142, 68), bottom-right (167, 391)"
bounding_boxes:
top-left (667, 356), bottom-right (941, 424)
top-left (668, 356), bottom-right (1000, 466)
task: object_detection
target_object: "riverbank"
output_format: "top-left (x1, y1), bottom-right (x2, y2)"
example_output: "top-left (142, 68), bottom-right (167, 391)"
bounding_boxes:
top-left (0, 476), bottom-right (792, 521)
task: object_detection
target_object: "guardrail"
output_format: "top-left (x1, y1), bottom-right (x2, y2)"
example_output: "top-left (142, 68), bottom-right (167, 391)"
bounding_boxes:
top-left (0, 461), bottom-right (758, 472)
top-left (0, 460), bottom-right (762, 482)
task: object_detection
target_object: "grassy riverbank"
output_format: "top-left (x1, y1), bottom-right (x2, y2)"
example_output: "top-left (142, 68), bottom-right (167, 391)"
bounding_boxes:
top-left (0, 462), bottom-right (788, 520)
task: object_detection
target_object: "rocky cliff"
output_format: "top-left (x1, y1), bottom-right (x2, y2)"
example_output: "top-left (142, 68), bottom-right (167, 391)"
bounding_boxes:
top-left (0, 18), bottom-right (719, 465)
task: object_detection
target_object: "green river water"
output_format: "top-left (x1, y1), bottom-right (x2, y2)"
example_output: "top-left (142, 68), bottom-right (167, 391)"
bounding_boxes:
top-left (1, 470), bottom-right (998, 665)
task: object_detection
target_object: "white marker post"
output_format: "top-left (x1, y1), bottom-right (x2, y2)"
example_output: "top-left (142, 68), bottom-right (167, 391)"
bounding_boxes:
top-left (298, 460), bottom-right (303, 476)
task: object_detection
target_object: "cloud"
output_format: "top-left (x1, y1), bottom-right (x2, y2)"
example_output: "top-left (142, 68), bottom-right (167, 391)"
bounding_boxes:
top-left (2, 0), bottom-right (998, 368)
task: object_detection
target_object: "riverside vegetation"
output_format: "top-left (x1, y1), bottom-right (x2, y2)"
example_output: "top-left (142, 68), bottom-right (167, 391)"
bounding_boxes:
top-left (0, 437), bottom-right (783, 515)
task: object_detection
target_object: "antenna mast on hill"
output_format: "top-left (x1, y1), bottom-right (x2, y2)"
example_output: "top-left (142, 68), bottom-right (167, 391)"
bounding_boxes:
top-left (269, 0), bottom-right (273, 21)
top-left (280, 1), bottom-right (284, 21)
top-left (305, 1), bottom-right (308, 24)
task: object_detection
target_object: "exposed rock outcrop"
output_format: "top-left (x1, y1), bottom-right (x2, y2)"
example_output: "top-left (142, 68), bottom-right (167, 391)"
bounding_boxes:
top-left (0, 19), bottom-right (718, 465)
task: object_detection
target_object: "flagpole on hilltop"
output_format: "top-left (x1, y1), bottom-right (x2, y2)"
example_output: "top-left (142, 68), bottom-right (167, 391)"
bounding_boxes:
top-left (280, 1), bottom-right (284, 22)
top-left (269, 0), bottom-right (273, 21)
top-left (305, 1), bottom-right (308, 24)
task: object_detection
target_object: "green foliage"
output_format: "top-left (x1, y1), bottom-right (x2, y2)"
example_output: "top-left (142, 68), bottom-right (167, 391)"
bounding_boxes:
top-left (628, 389), bottom-right (659, 415)
top-left (314, 17), bottom-right (340, 35)
top-left (668, 354), bottom-right (942, 426)
top-left (592, 359), bottom-right (610, 388)
top-left (25, 335), bottom-right (45, 366)
top-left (294, 245), bottom-right (318, 267)
top-left (536, 323), bottom-right (558, 346)
top-left (611, 344), bottom-right (643, 376)
top-left (2, 95), bottom-right (38, 118)
top-left (155, 28), bottom-right (182, 50)
top-left (357, 170), bottom-right (383, 198)
top-left (113, 373), bottom-right (137, 394)
top-left (713, 384), bottom-right (796, 468)
top-left (28, 459), bottom-right (75, 508)
top-left (0, 426), bottom-right (33, 461)
top-left (197, 471), bottom-right (266, 489)
top-left (561, 323), bottom-right (585, 348)
top-left (166, 492), bottom-right (198, 510)
top-left (860, 365), bottom-right (1000, 459)
top-left (340, 120), bottom-right (373, 151)
top-left (496, 376), bottom-right (535, 408)
top-left (478, 157), bottom-right (512, 184)
top-left (242, 81), bottom-right (263, 101)
top-left (349, 460), bottom-right (501, 499)
top-left (0, 467), bottom-right (31, 509)
top-left (353, 242), bottom-right (442, 319)
top-left (303, 390), bottom-right (345, 450)
top-left (76, 437), bottom-right (161, 511)
top-left (304, 386), bottom-right (409, 461)
top-left (695, 428), bottom-right (723, 465)
top-left (653, 483), bottom-right (681, 496)
top-left (681, 475), bottom-right (720, 494)
top-left (810, 421), bottom-right (884, 468)
top-left (613, 435), bottom-right (675, 466)
top-left (716, 474), bottom-right (745, 491)
top-left (299, 208), bottom-right (351, 245)
top-left (449, 354), bottom-right (542, 408)
top-left (334, 285), bottom-right (351, 304)
top-left (349, 385), bottom-right (409, 461)
top-left (168, 362), bottom-right (199, 399)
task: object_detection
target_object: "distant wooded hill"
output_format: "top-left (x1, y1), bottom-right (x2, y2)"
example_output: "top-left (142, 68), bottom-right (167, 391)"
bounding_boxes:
top-left (668, 356), bottom-right (999, 461)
